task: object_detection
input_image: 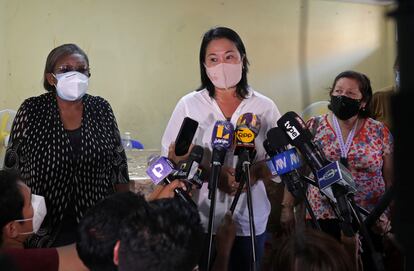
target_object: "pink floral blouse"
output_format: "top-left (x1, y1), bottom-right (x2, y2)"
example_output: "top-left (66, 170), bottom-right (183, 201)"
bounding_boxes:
top-left (306, 114), bottom-right (393, 219)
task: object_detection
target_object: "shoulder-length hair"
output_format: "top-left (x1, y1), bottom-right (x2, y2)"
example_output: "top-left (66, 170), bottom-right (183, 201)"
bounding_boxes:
top-left (43, 43), bottom-right (89, 92)
top-left (328, 70), bottom-right (372, 118)
top-left (197, 27), bottom-right (250, 99)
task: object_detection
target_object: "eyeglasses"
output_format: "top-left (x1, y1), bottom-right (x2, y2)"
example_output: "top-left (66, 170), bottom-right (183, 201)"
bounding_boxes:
top-left (54, 65), bottom-right (90, 75)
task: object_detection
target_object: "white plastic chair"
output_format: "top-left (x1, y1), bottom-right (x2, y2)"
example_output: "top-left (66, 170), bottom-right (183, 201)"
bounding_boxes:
top-left (301, 101), bottom-right (330, 122)
top-left (0, 109), bottom-right (17, 147)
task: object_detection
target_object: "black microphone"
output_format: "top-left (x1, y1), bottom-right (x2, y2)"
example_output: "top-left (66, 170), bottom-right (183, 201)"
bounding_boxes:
top-left (277, 111), bottom-right (355, 236)
top-left (175, 145), bottom-right (205, 189)
top-left (234, 113), bottom-right (260, 182)
top-left (175, 145), bottom-right (204, 179)
top-left (209, 120), bottom-right (234, 197)
top-left (206, 120), bottom-right (234, 271)
top-left (277, 111), bottom-right (329, 173)
top-left (266, 127), bottom-right (303, 199)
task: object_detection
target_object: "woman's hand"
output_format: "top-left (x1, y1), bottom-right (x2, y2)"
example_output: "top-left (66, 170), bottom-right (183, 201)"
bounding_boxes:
top-left (217, 167), bottom-right (239, 195)
top-left (280, 204), bottom-right (295, 234)
top-left (280, 187), bottom-right (295, 234)
top-left (167, 142), bottom-right (194, 165)
top-left (147, 180), bottom-right (188, 201)
top-left (215, 212), bottom-right (236, 256)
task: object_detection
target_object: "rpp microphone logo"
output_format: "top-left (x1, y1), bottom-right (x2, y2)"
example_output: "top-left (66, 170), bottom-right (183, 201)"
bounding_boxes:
top-left (283, 120), bottom-right (300, 140)
top-left (236, 127), bottom-right (255, 143)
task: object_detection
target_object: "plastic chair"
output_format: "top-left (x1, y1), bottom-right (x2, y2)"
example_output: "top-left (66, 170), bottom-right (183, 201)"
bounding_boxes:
top-left (301, 101), bottom-right (330, 122)
top-left (0, 109), bottom-right (17, 147)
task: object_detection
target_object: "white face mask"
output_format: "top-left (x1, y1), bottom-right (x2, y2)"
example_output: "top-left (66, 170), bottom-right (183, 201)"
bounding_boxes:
top-left (54, 71), bottom-right (89, 101)
top-left (15, 194), bottom-right (47, 235)
top-left (205, 62), bottom-right (242, 89)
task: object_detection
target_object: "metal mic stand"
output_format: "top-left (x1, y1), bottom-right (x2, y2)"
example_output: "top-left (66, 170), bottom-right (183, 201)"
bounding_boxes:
top-left (291, 176), bottom-right (321, 230)
top-left (348, 195), bottom-right (385, 271)
top-left (206, 158), bottom-right (222, 271)
top-left (228, 150), bottom-right (257, 271)
top-left (330, 183), bottom-right (385, 271)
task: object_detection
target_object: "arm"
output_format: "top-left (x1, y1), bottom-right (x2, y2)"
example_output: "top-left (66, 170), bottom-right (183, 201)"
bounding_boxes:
top-left (212, 212), bottom-right (236, 271)
top-left (3, 100), bottom-right (30, 169)
top-left (56, 244), bottom-right (89, 271)
top-left (147, 180), bottom-right (188, 201)
top-left (280, 186), bottom-right (295, 233)
top-left (381, 124), bottom-right (393, 189)
top-left (382, 153), bottom-right (393, 189)
top-left (104, 100), bottom-right (130, 191)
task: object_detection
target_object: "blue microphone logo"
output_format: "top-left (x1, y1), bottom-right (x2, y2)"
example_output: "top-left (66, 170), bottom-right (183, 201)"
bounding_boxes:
top-left (211, 121), bottom-right (234, 149)
top-left (271, 148), bottom-right (302, 175)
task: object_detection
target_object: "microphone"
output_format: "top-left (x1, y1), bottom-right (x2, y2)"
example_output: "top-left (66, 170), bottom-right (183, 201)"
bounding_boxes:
top-left (210, 120), bottom-right (234, 166)
top-left (277, 111), bottom-right (328, 172)
top-left (175, 145), bottom-right (204, 180)
top-left (146, 156), bottom-right (196, 207)
top-left (316, 160), bottom-right (357, 203)
top-left (265, 127), bottom-right (303, 198)
top-left (263, 139), bottom-right (278, 177)
top-left (234, 113), bottom-right (260, 182)
top-left (206, 120), bottom-right (234, 270)
top-left (277, 111), bottom-right (355, 236)
top-left (209, 120), bottom-right (234, 196)
top-left (175, 145), bottom-right (205, 189)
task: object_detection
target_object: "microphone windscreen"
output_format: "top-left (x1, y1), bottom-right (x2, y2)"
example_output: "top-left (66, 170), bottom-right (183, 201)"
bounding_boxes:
top-left (266, 127), bottom-right (290, 150)
top-left (189, 145), bottom-right (204, 163)
top-left (211, 120), bottom-right (234, 150)
top-left (276, 111), bottom-right (313, 144)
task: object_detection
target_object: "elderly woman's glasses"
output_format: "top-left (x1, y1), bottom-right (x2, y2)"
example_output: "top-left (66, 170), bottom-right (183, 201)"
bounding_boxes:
top-left (55, 65), bottom-right (90, 75)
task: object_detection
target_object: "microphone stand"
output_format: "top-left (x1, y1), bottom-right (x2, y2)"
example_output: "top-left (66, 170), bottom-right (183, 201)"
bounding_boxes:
top-left (229, 150), bottom-right (257, 271)
top-left (348, 195), bottom-right (385, 271)
top-left (291, 176), bottom-right (321, 230)
top-left (243, 152), bottom-right (257, 271)
top-left (206, 150), bottom-right (225, 271)
top-left (302, 174), bottom-right (385, 270)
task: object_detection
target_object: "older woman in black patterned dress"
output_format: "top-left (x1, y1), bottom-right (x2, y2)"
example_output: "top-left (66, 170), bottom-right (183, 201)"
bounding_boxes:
top-left (4, 44), bottom-right (129, 247)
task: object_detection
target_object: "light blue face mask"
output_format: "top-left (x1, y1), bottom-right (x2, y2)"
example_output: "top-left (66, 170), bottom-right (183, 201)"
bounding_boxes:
top-left (395, 71), bottom-right (400, 90)
top-left (53, 71), bottom-right (89, 101)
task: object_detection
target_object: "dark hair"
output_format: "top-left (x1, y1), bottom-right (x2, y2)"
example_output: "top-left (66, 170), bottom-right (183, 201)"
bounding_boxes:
top-left (0, 170), bottom-right (24, 246)
top-left (43, 43), bottom-right (89, 92)
top-left (198, 27), bottom-right (250, 99)
top-left (0, 253), bottom-right (19, 271)
top-left (273, 229), bottom-right (354, 271)
top-left (328, 70), bottom-right (372, 118)
top-left (76, 192), bottom-right (147, 271)
top-left (394, 55), bottom-right (399, 71)
top-left (118, 198), bottom-right (204, 271)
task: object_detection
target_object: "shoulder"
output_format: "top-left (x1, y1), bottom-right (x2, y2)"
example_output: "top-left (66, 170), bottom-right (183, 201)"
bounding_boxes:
top-left (306, 114), bottom-right (326, 127)
top-left (365, 117), bottom-right (386, 129)
top-left (16, 92), bottom-right (54, 114)
top-left (249, 88), bottom-right (277, 107)
top-left (364, 117), bottom-right (391, 134)
top-left (84, 94), bottom-right (111, 106)
top-left (180, 89), bottom-right (208, 103)
top-left (306, 114), bottom-right (328, 135)
top-left (84, 94), bottom-right (114, 113)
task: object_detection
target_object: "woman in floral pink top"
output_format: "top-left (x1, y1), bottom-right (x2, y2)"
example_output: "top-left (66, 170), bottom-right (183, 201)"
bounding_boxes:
top-left (306, 71), bottom-right (393, 239)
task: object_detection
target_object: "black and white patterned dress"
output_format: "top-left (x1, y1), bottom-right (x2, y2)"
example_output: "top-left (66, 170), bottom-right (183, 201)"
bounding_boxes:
top-left (3, 92), bottom-right (129, 247)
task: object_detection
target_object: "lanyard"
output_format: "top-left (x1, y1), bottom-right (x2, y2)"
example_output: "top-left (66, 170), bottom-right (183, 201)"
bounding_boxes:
top-left (332, 114), bottom-right (358, 159)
